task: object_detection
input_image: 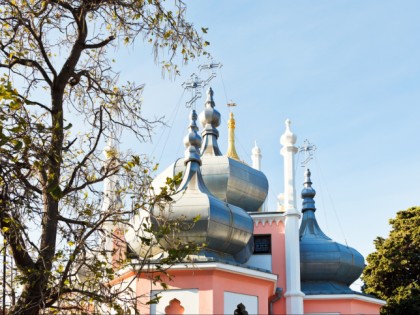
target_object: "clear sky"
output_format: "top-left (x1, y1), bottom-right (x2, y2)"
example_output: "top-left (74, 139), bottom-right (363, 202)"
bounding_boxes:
top-left (114, 0), bottom-right (420, 286)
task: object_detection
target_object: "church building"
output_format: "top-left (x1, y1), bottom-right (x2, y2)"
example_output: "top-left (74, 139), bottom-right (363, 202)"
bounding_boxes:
top-left (101, 88), bottom-right (385, 314)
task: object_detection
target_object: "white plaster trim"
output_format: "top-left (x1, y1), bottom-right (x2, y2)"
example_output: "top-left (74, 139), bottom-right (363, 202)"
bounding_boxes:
top-left (304, 294), bottom-right (386, 306)
top-left (115, 261), bottom-right (278, 285)
top-left (251, 212), bottom-right (285, 226)
top-left (167, 262), bottom-right (278, 282)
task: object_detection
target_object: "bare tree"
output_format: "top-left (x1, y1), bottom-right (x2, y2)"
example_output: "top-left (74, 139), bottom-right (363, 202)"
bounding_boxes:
top-left (0, 1), bottom-right (207, 314)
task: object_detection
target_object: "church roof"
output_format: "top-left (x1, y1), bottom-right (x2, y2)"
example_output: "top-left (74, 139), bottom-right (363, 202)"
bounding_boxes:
top-left (152, 87), bottom-right (269, 213)
top-left (299, 169), bottom-right (365, 295)
top-left (152, 109), bottom-right (254, 263)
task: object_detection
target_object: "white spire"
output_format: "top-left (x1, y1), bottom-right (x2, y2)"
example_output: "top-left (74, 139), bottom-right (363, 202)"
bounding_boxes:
top-left (280, 119), bottom-right (305, 314)
top-left (280, 119), bottom-right (298, 214)
top-left (251, 141), bottom-right (262, 170)
top-left (251, 141), bottom-right (267, 212)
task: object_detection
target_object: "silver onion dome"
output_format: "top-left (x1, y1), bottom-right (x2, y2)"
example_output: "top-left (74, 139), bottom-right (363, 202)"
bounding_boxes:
top-left (152, 88), bottom-right (268, 213)
top-left (299, 169), bottom-right (365, 294)
top-left (198, 88), bottom-right (268, 212)
top-left (152, 110), bottom-right (254, 263)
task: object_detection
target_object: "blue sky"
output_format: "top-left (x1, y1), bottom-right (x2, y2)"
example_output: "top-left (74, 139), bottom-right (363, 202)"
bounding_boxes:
top-left (115, 0), bottom-right (420, 279)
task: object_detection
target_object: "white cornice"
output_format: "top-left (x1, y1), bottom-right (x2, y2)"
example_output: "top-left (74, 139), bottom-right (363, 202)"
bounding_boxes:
top-left (304, 294), bottom-right (386, 306)
top-left (167, 262), bottom-right (278, 283)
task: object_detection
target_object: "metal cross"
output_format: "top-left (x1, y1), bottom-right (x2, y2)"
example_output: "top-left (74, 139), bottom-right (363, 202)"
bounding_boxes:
top-left (227, 100), bottom-right (237, 111)
top-left (299, 139), bottom-right (317, 167)
top-left (199, 61), bottom-right (222, 86)
top-left (182, 73), bottom-right (205, 108)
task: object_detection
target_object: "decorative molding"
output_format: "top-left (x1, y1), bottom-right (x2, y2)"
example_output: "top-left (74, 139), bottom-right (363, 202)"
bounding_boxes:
top-left (251, 212), bottom-right (285, 227)
top-left (146, 262), bottom-right (278, 283)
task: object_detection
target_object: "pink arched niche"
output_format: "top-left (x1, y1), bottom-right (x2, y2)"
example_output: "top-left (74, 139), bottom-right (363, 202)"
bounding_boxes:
top-left (165, 298), bottom-right (185, 314)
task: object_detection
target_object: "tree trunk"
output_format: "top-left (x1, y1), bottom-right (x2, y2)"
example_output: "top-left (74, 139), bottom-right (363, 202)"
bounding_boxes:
top-left (9, 87), bottom-right (64, 314)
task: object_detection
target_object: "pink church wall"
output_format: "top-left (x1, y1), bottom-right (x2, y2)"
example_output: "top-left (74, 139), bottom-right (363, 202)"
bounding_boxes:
top-left (133, 268), bottom-right (275, 314)
top-left (254, 219), bottom-right (287, 314)
top-left (304, 297), bottom-right (383, 314)
top-left (109, 216), bottom-right (383, 315)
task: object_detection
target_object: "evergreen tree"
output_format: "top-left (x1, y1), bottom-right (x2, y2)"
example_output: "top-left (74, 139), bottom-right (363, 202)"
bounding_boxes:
top-left (362, 206), bottom-right (420, 315)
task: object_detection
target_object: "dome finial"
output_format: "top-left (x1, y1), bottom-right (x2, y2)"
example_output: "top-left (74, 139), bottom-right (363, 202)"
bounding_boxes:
top-left (183, 109), bottom-right (202, 165)
top-left (301, 168), bottom-right (316, 212)
top-left (280, 118), bottom-right (297, 146)
top-left (226, 111), bottom-right (240, 161)
top-left (206, 87), bottom-right (215, 107)
top-left (199, 87), bottom-right (222, 156)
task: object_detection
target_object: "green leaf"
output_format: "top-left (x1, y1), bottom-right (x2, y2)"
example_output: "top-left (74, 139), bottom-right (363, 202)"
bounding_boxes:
top-left (64, 123), bottom-right (72, 130)
top-left (47, 185), bottom-right (63, 199)
top-left (13, 140), bottom-right (23, 150)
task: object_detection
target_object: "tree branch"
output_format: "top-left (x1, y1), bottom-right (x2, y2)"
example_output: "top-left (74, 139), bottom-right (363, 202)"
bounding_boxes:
top-left (0, 194), bottom-right (36, 274)
top-left (57, 215), bottom-right (91, 227)
top-left (84, 35), bottom-right (116, 49)
top-left (63, 107), bottom-right (105, 195)
top-left (5, 57), bottom-right (53, 86)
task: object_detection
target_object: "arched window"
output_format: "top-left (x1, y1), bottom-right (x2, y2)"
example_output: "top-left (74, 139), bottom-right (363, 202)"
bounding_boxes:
top-left (164, 298), bottom-right (185, 315)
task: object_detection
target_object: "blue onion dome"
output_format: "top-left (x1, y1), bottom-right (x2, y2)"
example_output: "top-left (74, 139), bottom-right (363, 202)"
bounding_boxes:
top-left (299, 169), bottom-right (365, 294)
top-left (152, 110), bottom-right (254, 263)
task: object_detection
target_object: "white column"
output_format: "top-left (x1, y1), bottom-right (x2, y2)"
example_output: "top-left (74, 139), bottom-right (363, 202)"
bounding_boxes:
top-left (280, 119), bottom-right (304, 314)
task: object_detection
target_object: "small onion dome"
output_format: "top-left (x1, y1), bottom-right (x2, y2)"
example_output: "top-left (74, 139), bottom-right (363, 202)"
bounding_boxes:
top-left (299, 169), bottom-right (365, 294)
top-left (152, 110), bottom-right (254, 263)
top-left (280, 119), bottom-right (297, 147)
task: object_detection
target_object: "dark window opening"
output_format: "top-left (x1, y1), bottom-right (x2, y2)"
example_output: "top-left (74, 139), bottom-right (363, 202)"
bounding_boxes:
top-left (253, 234), bottom-right (271, 254)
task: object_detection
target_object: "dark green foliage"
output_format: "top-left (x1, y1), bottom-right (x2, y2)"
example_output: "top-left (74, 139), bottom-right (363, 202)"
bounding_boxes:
top-left (362, 206), bottom-right (420, 315)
